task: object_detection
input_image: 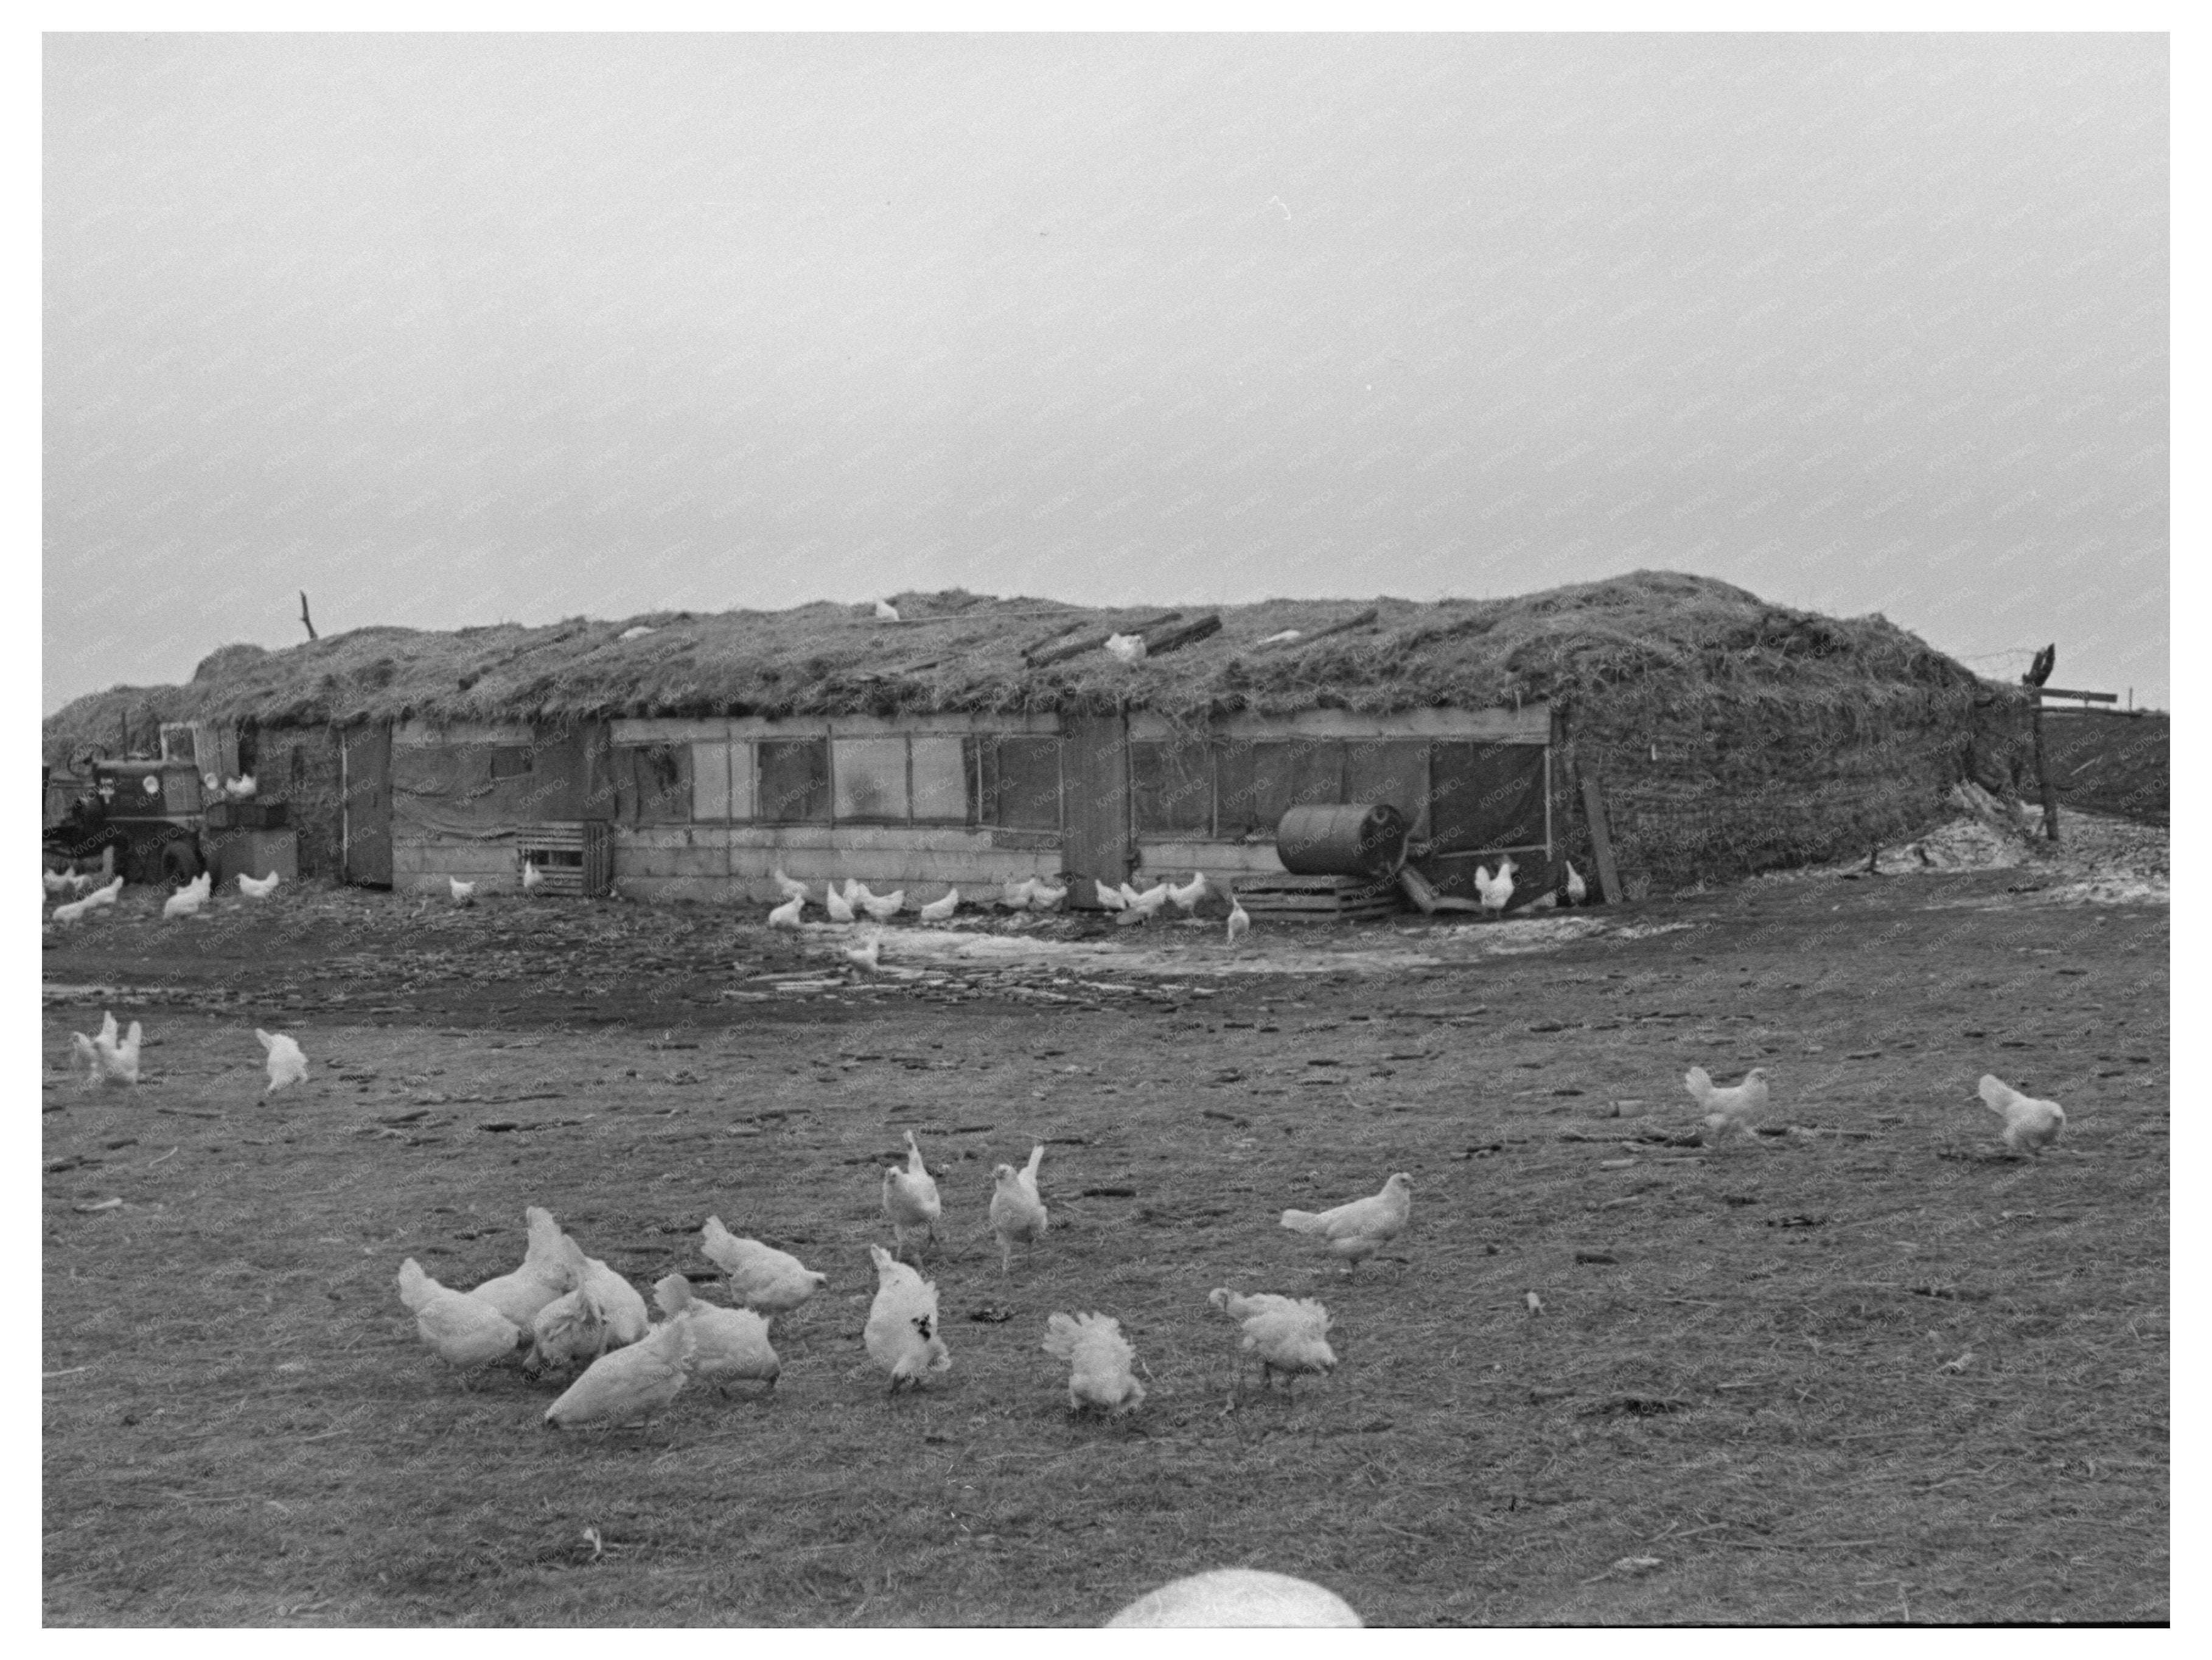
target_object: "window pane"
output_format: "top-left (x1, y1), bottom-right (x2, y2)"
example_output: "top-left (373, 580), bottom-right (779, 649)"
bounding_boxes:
top-left (910, 738), bottom-right (967, 821)
top-left (1212, 739), bottom-right (1260, 835)
top-left (1289, 737), bottom-right (1345, 807)
top-left (834, 738), bottom-right (909, 822)
top-left (1131, 739), bottom-right (1212, 834)
top-left (757, 739), bottom-right (831, 823)
top-left (980, 736), bottom-right (1061, 830)
top-left (691, 741), bottom-right (731, 822)
top-left (616, 744), bottom-right (691, 823)
top-left (488, 745), bottom-right (533, 781)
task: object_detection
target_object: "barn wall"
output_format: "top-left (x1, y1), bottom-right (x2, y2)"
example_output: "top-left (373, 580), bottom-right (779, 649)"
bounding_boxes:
top-left (242, 724), bottom-right (344, 879)
top-left (1563, 688), bottom-right (1978, 896)
top-left (610, 824), bottom-right (1056, 905)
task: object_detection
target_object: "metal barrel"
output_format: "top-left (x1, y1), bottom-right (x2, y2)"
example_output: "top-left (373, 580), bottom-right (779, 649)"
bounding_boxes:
top-left (1274, 803), bottom-right (1411, 878)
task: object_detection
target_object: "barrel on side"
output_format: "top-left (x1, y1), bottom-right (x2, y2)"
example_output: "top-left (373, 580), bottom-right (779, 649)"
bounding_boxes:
top-left (1274, 803), bottom-right (1411, 878)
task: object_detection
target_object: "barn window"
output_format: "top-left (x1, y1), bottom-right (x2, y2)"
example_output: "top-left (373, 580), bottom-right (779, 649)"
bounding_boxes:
top-left (833, 738), bottom-right (909, 822)
top-left (615, 744), bottom-right (691, 823)
top-left (909, 738), bottom-right (968, 823)
top-left (1344, 738), bottom-right (1429, 837)
top-left (972, 735), bottom-right (1061, 830)
top-left (1214, 738), bottom-right (1348, 836)
top-left (488, 745), bottom-right (533, 781)
top-left (691, 742), bottom-right (734, 822)
top-left (756, 739), bottom-right (831, 823)
top-left (1131, 739), bottom-right (1213, 835)
top-left (1428, 742), bottom-right (1547, 853)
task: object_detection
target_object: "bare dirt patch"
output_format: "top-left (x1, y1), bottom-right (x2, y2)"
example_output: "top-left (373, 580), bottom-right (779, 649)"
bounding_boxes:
top-left (43, 846), bottom-right (2168, 1625)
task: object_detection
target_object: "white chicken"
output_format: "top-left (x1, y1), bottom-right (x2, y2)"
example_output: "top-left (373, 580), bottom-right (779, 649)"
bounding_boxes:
top-left (988, 1144), bottom-right (1049, 1274)
top-left (256, 1028), bottom-right (307, 1095)
top-left (1001, 876), bottom-right (1039, 910)
top-left (527, 1235), bottom-right (648, 1376)
top-left (699, 1216), bottom-right (828, 1315)
top-left (874, 599), bottom-right (901, 621)
top-left (224, 774), bottom-right (257, 800)
top-left (1226, 890), bottom-right (1250, 945)
top-left (1279, 1172), bottom-right (1412, 1271)
top-left (771, 868), bottom-right (810, 903)
top-left (521, 860), bottom-right (543, 894)
top-left (1104, 632), bottom-right (1147, 664)
top-left (859, 888), bottom-right (904, 922)
top-left (918, 888), bottom-right (958, 922)
top-left (1978, 1073), bottom-right (2067, 1158)
top-left (1686, 1065), bottom-right (1768, 1144)
top-left (543, 1313), bottom-right (697, 1429)
top-left (825, 884), bottom-right (857, 924)
top-left (68, 1029), bottom-right (99, 1084)
top-left (1041, 1311), bottom-right (1145, 1415)
top-left (236, 870), bottom-right (281, 899)
top-left (1107, 1569), bottom-right (1362, 1628)
top-left (43, 868), bottom-right (71, 895)
top-left (88, 1012), bottom-right (143, 1086)
top-left (570, 1231), bottom-right (651, 1344)
top-left (1111, 879), bottom-right (1168, 929)
top-left (844, 935), bottom-right (882, 972)
top-left (843, 878), bottom-right (868, 904)
top-left (767, 893), bottom-right (805, 930)
top-left (52, 877), bottom-right (124, 922)
top-left (468, 1206), bottom-right (577, 1329)
top-left (1027, 881), bottom-right (1067, 910)
top-left (864, 1243), bottom-right (951, 1391)
top-left (162, 873), bottom-right (212, 921)
top-left (881, 1129), bottom-right (943, 1257)
top-left (63, 870), bottom-right (100, 897)
top-left (397, 1258), bottom-right (523, 1383)
top-left (1090, 880), bottom-right (1128, 912)
top-left (652, 1274), bottom-right (780, 1393)
top-left (1474, 856), bottom-right (1517, 918)
top-left (1208, 1288), bottom-right (1338, 1393)
top-left (1564, 860), bottom-right (1588, 905)
top-left (1165, 871), bottom-right (1209, 912)
top-left (448, 876), bottom-right (476, 907)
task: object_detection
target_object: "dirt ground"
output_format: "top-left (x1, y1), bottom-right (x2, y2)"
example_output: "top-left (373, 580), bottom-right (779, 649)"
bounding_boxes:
top-left (42, 811), bottom-right (2169, 1627)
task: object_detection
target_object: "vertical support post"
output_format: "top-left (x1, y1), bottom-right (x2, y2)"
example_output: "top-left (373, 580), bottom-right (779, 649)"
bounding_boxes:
top-left (1579, 771), bottom-right (1624, 905)
top-left (2029, 695), bottom-right (2060, 843)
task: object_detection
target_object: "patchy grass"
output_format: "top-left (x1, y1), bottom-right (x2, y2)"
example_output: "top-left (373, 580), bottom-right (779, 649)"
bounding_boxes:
top-left (43, 871), bottom-right (2168, 1625)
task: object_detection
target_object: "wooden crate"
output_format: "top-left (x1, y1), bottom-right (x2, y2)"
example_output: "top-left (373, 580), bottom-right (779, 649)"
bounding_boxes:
top-left (1234, 871), bottom-right (1403, 921)
top-left (518, 821), bottom-right (613, 898)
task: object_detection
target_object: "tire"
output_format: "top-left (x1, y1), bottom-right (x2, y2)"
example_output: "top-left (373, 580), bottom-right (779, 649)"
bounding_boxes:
top-left (159, 839), bottom-right (203, 885)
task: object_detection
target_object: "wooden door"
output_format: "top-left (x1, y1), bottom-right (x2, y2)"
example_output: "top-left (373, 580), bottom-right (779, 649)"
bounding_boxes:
top-left (342, 723), bottom-right (393, 887)
top-left (1059, 714), bottom-right (1132, 907)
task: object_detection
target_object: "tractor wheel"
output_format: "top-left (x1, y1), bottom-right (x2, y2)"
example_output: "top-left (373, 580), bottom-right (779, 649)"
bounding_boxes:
top-left (159, 840), bottom-right (204, 886)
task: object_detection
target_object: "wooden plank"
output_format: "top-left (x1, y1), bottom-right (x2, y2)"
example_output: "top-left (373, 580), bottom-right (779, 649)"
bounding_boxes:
top-left (1026, 612), bottom-right (1182, 667)
top-left (1062, 714), bottom-right (1132, 905)
top-left (1398, 867), bottom-right (1439, 915)
top-left (394, 720), bottom-right (537, 747)
top-left (608, 713), bottom-right (1064, 743)
top-left (2029, 694), bottom-right (2060, 843)
top-left (1246, 605), bottom-right (1380, 654)
top-left (1143, 613), bottom-right (1222, 657)
top-left (1579, 772), bottom-right (1623, 905)
top-left (2034, 687), bottom-right (2118, 703)
top-left (1134, 840), bottom-right (1289, 875)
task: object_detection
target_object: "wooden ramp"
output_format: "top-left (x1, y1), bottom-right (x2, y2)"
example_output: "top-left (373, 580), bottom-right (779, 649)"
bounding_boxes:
top-left (1234, 871), bottom-right (1403, 921)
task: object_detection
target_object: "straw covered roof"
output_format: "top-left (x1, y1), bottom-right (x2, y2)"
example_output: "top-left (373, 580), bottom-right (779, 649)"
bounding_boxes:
top-left (44, 571), bottom-right (1994, 760)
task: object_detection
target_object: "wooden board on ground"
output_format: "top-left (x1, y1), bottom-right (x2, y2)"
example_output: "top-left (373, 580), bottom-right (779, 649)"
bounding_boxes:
top-left (1238, 871), bottom-right (1403, 921)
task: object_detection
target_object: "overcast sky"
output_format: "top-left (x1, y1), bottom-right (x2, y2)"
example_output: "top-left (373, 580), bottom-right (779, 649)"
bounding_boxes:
top-left (43, 32), bottom-right (2168, 714)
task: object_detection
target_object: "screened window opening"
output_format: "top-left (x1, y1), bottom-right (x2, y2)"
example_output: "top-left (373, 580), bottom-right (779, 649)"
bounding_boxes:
top-left (757, 739), bottom-right (832, 823)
